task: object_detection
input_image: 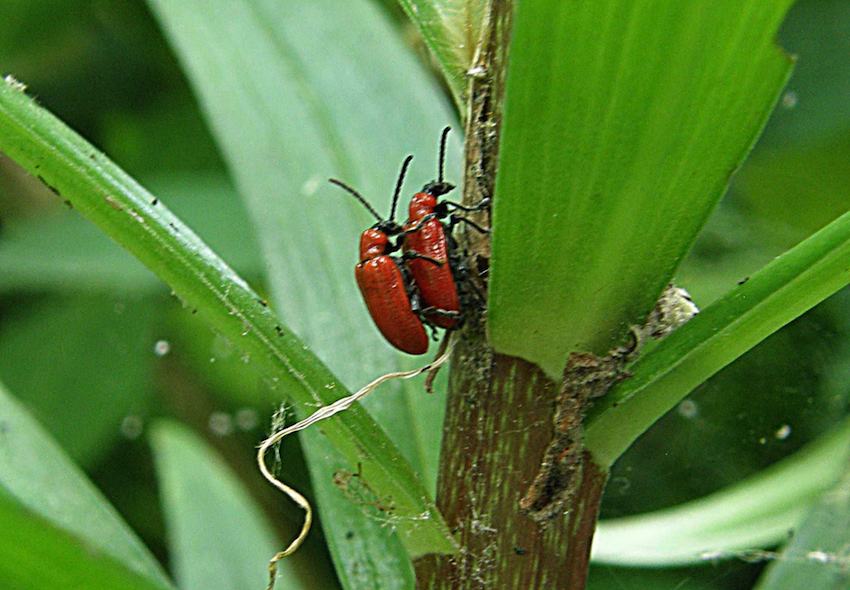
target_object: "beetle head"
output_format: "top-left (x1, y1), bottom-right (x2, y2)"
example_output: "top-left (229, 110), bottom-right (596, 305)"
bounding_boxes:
top-left (422, 180), bottom-right (455, 197)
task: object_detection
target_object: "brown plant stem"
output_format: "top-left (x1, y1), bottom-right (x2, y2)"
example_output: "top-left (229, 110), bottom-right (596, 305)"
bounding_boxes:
top-left (414, 319), bottom-right (608, 589)
top-left (414, 0), bottom-right (616, 584)
top-left (415, 1), bottom-right (609, 587)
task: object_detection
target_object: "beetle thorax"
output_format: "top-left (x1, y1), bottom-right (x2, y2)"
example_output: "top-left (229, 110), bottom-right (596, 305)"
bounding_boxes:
top-left (359, 227), bottom-right (390, 260)
top-left (409, 192), bottom-right (438, 220)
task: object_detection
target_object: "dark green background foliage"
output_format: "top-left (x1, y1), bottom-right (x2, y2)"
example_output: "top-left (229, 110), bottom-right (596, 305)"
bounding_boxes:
top-left (0, 1), bottom-right (848, 589)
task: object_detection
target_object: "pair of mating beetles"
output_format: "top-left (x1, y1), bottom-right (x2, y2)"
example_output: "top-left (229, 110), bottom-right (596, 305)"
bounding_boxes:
top-left (330, 128), bottom-right (488, 355)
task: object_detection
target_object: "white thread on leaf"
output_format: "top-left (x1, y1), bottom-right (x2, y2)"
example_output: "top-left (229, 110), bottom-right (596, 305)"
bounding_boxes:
top-left (258, 336), bottom-right (455, 590)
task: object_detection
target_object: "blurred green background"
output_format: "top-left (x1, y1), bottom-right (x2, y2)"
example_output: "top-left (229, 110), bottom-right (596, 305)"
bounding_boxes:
top-left (0, 1), bottom-right (847, 588)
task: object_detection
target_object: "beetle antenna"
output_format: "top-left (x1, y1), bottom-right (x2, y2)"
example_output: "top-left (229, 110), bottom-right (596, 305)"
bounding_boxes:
top-left (390, 155), bottom-right (414, 222)
top-left (329, 178), bottom-right (382, 222)
top-left (437, 126), bottom-right (450, 183)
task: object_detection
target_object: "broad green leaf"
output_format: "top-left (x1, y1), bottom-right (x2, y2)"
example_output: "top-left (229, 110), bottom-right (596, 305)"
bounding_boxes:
top-left (755, 442), bottom-right (850, 589)
top-left (0, 295), bottom-right (153, 465)
top-left (146, 0), bottom-right (458, 577)
top-left (396, 0), bottom-right (484, 107)
top-left (150, 421), bottom-right (324, 590)
top-left (0, 173), bottom-right (261, 292)
top-left (678, 0), bottom-right (850, 305)
top-left (145, 0), bottom-right (451, 493)
top-left (585, 206), bottom-right (850, 468)
top-left (489, 0), bottom-right (795, 377)
top-left (0, 73), bottom-right (454, 560)
top-left (592, 418), bottom-right (850, 565)
top-left (0, 493), bottom-right (170, 590)
top-left (146, 0), bottom-right (460, 388)
top-left (0, 380), bottom-right (172, 588)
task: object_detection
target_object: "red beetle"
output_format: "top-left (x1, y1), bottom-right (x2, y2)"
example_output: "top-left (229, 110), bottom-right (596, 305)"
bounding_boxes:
top-left (330, 156), bottom-right (431, 355)
top-left (403, 127), bottom-right (489, 328)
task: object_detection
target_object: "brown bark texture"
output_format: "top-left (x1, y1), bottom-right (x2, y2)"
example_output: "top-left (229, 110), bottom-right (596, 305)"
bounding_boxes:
top-left (414, 322), bottom-right (608, 589)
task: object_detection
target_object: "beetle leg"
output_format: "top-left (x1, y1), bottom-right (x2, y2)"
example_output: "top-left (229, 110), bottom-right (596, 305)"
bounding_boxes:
top-left (402, 212), bottom-right (440, 235)
top-left (427, 323), bottom-right (440, 341)
top-left (440, 197), bottom-right (491, 213)
top-left (401, 250), bottom-right (444, 267)
top-left (424, 333), bottom-right (451, 393)
top-left (447, 213), bottom-right (490, 235)
top-left (410, 298), bottom-right (445, 339)
top-left (447, 248), bottom-right (486, 310)
top-left (405, 281), bottom-right (423, 314)
top-left (409, 291), bottom-right (439, 340)
top-left (422, 306), bottom-right (461, 320)
top-left (421, 306), bottom-right (464, 332)
top-left (399, 260), bottom-right (428, 315)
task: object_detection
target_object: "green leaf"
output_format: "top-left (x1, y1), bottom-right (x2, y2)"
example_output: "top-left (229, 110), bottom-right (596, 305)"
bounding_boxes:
top-left (396, 0), bottom-right (484, 107)
top-left (145, 0), bottom-right (458, 576)
top-left (755, 439), bottom-right (850, 589)
top-left (168, 305), bottom-right (448, 498)
top-left (146, 0), bottom-right (460, 388)
top-left (0, 173), bottom-right (261, 293)
top-left (489, 0), bottom-right (795, 377)
top-left (592, 418), bottom-right (850, 566)
top-left (297, 428), bottom-right (417, 590)
top-left (0, 380), bottom-right (172, 588)
top-left (352, 370), bottom-right (448, 498)
top-left (0, 295), bottom-right (153, 465)
top-left (0, 493), bottom-right (170, 590)
top-left (585, 206), bottom-right (850, 469)
top-left (150, 421), bottom-right (322, 590)
top-left (0, 70), bottom-right (454, 560)
top-left (164, 313), bottom-right (422, 589)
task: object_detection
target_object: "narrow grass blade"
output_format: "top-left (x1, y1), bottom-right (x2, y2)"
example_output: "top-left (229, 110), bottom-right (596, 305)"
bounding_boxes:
top-left (585, 207), bottom-right (850, 468)
top-left (165, 313), bottom-right (421, 589)
top-left (592, 419), bottom-right (850, 565)
top-left (151, 421), bottom-right (321, 590)
top-left (0, 76), bottom-right (455, 557)
top-left (396, 0), bottom-right (485, 107)
top-left (755, 444), bottom-right (850, 589)
top-left (0, 380), bottom-right (172, 588)
top-left (0, 174), bottom-right (260, 293)
top-left (0, 494), bottom-right (171, 590)
top-left (298, 428), bottom-right (417, 590)
top-left (489, 0), bottom-right (795, 377)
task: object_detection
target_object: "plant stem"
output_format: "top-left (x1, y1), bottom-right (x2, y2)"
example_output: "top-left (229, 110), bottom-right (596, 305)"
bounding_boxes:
top-left (415, 1), bottom-right (611, 585)
top-left (415, 319), bottom-right (608, 588)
